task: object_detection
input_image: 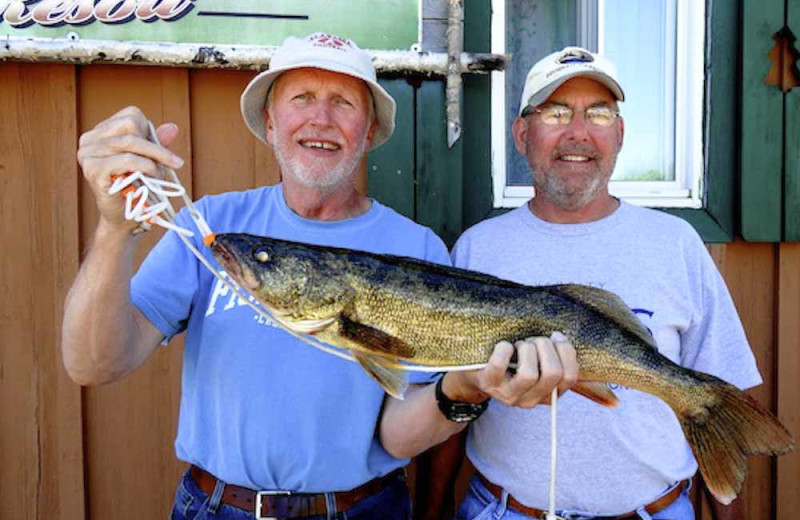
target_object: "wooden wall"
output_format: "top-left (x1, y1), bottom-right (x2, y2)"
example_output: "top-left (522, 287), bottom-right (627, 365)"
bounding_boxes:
top-left (1, 61), bottom-right (797, 520)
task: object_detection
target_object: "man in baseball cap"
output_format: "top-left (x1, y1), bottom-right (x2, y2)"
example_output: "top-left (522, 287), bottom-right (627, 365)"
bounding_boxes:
top-left (411, 46), bottom-right (757, 520)
top-left (67, 32), bottom-right (458, 519)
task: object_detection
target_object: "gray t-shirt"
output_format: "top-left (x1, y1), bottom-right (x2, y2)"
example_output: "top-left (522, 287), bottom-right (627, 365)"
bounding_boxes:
top-left (451, 201), bottom-right (762, 515)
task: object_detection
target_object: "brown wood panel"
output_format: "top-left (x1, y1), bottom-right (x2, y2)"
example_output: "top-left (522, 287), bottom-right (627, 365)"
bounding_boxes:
top-left (76, 65), bottom-right (192, 520)
top-left (189, 69), bottom-right (280, 196)
top-left (777, 243), bottom-right (800, 517)
top-left (0, 62), bottom-right (84, 519)
top-left (714, 240), bottom-right (778, 520)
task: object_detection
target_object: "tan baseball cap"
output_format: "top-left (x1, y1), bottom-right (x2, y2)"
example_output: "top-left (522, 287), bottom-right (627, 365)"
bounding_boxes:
top-left (518, 46), bottom-right (625, 116)
top-left (240, 33), bottom-right (396, 151)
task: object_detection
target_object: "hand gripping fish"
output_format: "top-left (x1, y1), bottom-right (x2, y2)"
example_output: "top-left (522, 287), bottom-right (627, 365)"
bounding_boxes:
top-left (210, 232), bottom-right (794, 505)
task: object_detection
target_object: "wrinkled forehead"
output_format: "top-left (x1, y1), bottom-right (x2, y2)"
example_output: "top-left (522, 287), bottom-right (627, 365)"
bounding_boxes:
top-left (271, 67), bottom-right (373, 104)
top-left (543, 77), bottom-right (619, 107)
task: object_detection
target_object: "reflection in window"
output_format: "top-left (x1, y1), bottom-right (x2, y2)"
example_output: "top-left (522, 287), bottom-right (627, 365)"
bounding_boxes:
top-left (601, 0), bottom-right (676, 182)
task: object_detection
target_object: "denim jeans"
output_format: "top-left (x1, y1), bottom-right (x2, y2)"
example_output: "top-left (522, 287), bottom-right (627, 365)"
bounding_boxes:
top-left (455, 475), bottom-right (694, 520)
top-left (170, 468), bottom-right (411, 520)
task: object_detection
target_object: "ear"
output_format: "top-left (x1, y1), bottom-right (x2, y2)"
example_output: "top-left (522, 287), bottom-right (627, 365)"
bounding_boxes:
top-left (512, 116), bottom-right (529, 155)
top-left (616, 116), bottom-right (625, 151)
top-left (365, 117), bottom-right (378, 147)
top-left (264, 107), bottom-right (275, 145)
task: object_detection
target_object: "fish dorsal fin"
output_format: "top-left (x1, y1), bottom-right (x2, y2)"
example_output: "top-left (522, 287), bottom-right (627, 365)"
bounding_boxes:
top-left (351, 351), bottom-right (409, 399)
top-left (555, 284), bottom-right (656, 348)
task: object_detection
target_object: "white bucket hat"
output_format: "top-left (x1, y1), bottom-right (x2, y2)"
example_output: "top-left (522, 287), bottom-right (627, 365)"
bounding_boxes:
top-left (240, 33), bottom-right (396, 151)
top-left (518, 46), bottom-right (625, 116)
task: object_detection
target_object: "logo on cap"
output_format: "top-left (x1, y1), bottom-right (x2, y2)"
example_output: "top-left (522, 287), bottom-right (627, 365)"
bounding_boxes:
top-left (308, 33), bottom-right (354, 51)
top-left (557, 49), bottom-right (595, 64)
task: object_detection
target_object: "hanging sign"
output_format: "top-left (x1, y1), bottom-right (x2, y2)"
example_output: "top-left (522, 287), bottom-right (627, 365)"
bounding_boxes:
top-left (0, 0), bottom-right (420, 50)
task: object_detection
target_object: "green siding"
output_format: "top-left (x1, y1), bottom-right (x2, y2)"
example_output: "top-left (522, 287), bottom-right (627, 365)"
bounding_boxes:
top-left (368, 79), bottom-right (416, 219)
top-left (416, 80), bottom-right (463, 246)
top-left (664, 0), bottom-right (741, 243)
top-left (741, 0), bottom-right (785, 241)
top-left (785, 3), bottom-right (800, 240)
top-left (462, 0), bottom-right (493, 230)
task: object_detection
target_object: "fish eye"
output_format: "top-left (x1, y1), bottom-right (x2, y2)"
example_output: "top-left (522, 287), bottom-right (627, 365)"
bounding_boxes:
top-left (254, 249), bottom-right (270, 263)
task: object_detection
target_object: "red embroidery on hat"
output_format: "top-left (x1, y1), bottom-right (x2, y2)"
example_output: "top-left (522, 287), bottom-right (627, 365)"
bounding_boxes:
top-left (308, 33), bottom-right (354, 51)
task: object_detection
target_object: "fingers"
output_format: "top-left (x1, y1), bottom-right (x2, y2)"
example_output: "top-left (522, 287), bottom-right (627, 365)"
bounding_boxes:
top-left (79, 121), bottom-right (183, 171)
top-left (155, 122), bottom-right (180, 148)
top-left (76, 106), bottom-right (184, 229)
top-left (78, 106), bottom-right (150, 151)
top-left (475, 333), bottom-right (578, 409)
top-left (551, 331), bottom-right (579, 396)
top-left (480, 340), bottom-right (515, 389)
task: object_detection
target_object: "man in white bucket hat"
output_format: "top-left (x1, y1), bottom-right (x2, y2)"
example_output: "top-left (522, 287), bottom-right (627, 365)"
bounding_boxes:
top-left (409, 46), bottom-right (758, 520)
top-left (64, 31), bottom-right (576, 519)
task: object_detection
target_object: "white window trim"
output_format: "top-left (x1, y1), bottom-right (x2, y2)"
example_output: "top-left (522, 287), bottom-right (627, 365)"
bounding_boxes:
top-left (491, 0), bottom-right (705, 210)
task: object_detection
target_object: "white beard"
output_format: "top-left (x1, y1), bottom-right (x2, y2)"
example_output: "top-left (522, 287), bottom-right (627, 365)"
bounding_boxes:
top-left (272, 126), bottom-right (368, 192)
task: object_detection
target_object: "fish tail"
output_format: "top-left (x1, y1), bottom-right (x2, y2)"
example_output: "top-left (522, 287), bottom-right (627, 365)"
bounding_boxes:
top-left (677, 381), bottom-right (794, 504)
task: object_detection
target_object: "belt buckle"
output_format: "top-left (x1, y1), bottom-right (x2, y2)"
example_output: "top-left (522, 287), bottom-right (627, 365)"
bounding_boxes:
top-left (255, 490), bottom-right (292, 520)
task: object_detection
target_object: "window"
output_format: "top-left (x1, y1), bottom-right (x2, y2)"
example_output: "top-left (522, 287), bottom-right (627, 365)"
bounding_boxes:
top-left (492, 0), bottom-right (705, 209)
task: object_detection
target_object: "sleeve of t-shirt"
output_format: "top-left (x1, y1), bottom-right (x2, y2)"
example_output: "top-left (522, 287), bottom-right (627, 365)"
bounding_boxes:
top-left (130, 208), bottom-right (202, 342)
top-left (679, 234), bottom-right (763, 390)
top-left (424, 229), bottom-right (452, 266)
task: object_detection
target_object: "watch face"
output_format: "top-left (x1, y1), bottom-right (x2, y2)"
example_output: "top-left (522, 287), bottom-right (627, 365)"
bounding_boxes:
top-left (447, 403), bottom-right (484, 423)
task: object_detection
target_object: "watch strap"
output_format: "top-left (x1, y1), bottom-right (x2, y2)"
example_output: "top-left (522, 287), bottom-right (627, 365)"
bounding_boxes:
top-left (435, 375), bottom-right (489, 423)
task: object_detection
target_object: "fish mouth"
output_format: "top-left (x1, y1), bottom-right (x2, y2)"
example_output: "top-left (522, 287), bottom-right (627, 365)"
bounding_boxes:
top-left (211, 236), bottom-right (249, 287)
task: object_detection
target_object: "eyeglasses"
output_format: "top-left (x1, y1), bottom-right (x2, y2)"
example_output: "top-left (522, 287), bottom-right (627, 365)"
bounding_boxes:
top-left (522, 104), bottom-right (620, 128)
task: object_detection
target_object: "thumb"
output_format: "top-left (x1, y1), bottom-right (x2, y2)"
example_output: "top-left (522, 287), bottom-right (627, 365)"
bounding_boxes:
top-left (155, 122), bottom-right (180, 148)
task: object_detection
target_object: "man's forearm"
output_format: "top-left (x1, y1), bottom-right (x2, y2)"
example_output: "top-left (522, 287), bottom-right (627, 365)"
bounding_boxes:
top-left (61, 222), bottom-right (160, 385)
top-left (380, 382), bottom-right (467, 459)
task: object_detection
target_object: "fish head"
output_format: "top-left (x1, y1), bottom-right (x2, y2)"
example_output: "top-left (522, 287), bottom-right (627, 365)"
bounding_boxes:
top-left (211, 233), bottom-right (315, 315)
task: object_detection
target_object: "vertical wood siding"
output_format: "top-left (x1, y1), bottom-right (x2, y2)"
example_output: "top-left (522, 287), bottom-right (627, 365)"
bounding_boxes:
top-left (1, 62), bottom-right (797, 520)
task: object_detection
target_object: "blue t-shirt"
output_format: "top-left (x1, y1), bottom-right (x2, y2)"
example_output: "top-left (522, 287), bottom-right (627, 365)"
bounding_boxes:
top-left (131, 184), bottom-right (450, 492)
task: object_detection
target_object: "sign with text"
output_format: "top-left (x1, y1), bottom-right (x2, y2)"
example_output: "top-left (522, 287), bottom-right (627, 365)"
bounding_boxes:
top-left (0, 0), bottom-right (419, 50)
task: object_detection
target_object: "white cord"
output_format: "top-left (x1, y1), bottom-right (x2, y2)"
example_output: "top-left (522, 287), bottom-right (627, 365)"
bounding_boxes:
top-left (546, 386), bottom-right (559, 520)
top-left (108, 171), bottom-right (193, 236)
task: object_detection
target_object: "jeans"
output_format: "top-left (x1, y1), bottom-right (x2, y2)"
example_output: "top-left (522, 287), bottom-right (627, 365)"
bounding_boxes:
top-left (170, 468), bottom-right (411, 520)
top-left (455, 475), bottom-right (694, 520)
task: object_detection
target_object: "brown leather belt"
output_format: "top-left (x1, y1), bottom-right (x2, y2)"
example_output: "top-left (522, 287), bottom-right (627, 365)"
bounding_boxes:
top-left (477, 472), bottom-right (688, 520)
top-left (190, 465), bottom-right (403, 519)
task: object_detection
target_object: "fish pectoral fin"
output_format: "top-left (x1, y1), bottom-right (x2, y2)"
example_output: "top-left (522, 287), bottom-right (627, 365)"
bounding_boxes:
top-left (351, 351), bottom-right (409, 400)
top-left (572, 381), bottom-right (619, 408)
top-left (281, 316), bottom-right (338, 334)
top-left (338, 315), bottom-right (413, 357)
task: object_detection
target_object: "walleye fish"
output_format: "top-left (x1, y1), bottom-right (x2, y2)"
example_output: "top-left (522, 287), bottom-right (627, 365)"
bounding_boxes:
top-left (210, 232), bottom-right (794, 505)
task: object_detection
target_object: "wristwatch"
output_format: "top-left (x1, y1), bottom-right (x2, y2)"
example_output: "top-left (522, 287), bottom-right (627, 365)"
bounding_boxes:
top-left (435, 375), bottom-right (489, 423)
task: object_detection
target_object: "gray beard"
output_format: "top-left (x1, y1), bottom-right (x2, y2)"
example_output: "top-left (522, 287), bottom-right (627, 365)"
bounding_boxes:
top-left (273, 133), bottom-right (368, 192)
top-left (534, 171), bottom-right (608, 211)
